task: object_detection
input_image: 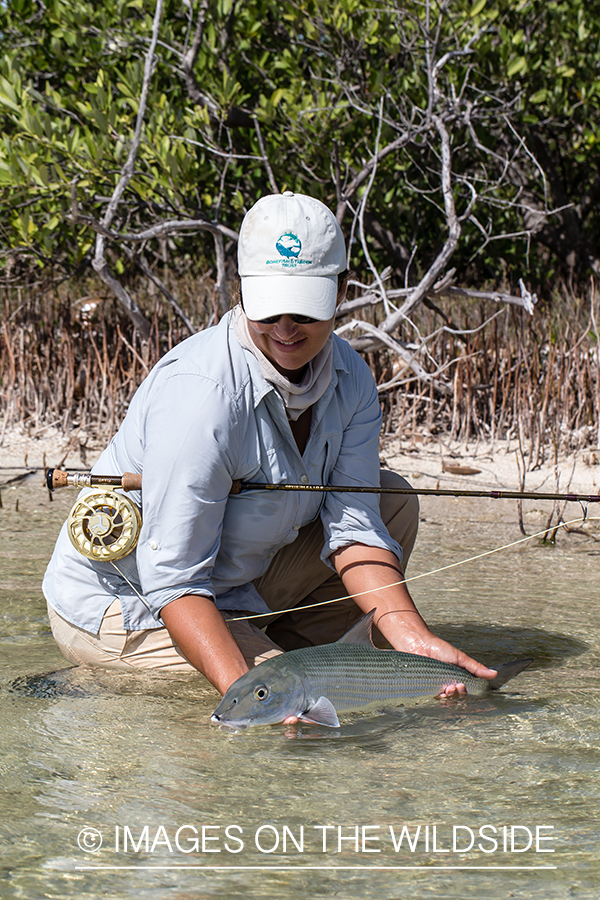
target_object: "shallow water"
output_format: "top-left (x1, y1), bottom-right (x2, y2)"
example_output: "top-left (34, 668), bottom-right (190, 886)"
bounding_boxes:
top-left (0, 474), bottom-right (598, 899)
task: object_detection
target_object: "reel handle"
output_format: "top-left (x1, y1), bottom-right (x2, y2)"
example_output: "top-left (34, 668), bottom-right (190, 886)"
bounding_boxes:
top-left (46, 468), bottom-right (142, 493)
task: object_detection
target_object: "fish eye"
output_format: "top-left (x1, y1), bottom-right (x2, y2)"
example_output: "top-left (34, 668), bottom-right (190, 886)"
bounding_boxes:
top-left (253, 684), bottom-right (269, 701)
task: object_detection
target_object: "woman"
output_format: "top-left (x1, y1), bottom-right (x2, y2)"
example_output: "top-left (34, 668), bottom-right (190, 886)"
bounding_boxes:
top-left (44, 191), bottom-right (495, 700)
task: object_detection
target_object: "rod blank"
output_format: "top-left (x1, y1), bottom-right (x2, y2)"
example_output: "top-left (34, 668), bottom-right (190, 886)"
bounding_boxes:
top-left (236, 482), bottom-right (600, 503)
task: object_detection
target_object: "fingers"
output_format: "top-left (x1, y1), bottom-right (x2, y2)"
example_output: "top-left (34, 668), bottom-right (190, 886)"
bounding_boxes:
top-left (416, 636), bottom-right (497, 682)
top-left (386, 623), bottom-right (498, 684)
top-left (435, 682), bottom-right (467, 699)
top-left (455, 650), bottom-right (497, 681)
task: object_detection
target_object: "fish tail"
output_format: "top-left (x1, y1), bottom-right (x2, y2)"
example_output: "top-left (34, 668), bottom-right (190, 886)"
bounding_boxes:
top-left (488, 658), bottom-right (533, 690)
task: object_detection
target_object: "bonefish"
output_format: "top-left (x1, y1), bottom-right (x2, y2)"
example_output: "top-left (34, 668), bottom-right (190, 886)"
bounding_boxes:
top-left (211, 610), bottom-right (533, 728)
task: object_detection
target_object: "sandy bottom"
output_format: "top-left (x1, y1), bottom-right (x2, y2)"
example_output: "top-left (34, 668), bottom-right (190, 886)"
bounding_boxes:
top-left (0, 425), bottom-right (103, 473)
top-left (2, 423), bottom-right (598, 489)
top-left (380, 433), bottom-right (600, 496)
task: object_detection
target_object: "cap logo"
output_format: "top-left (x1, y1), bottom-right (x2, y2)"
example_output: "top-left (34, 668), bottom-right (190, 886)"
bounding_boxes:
top-left (266, 231), bottom-right (313, 269)
top-left (275, 232), bottom-right (302, 259)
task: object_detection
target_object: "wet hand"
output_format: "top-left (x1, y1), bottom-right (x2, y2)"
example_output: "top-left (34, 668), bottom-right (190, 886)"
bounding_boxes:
top-left (409, 632), bottom-right (497, 681)
top-left (376, 611), bottom-right (498, 683)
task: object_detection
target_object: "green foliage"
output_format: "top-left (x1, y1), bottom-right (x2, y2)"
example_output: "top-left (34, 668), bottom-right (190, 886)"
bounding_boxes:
top-left (0, 0), bottom-right (599, 293)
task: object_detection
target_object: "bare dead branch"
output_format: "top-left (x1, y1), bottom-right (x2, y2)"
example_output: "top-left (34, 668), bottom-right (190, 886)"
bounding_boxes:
top-left (181, 0), bottom-right (216, 113)
top-left (381, 115), bottom-right (462, 331)
top-left (92, 0), bottom-right (165, 338)
top-left (92, 263), bottom-right (151, 338)
top-left (110, 218), bottom-right (239, 244)
top-left (133, 251), bottom-right (195, 335)
top-left (212, 230), bottom-right (229, 317)
top-left (358, 100), bottom-right (394, 315)
top-left (335, 130), bottom-right (415, 224)
top-left (253, 118), bottom-right (279, 195)
top-left (98, 1), bottom-right (164, 236)
top-left (335, 318), bottom-right (451, 393)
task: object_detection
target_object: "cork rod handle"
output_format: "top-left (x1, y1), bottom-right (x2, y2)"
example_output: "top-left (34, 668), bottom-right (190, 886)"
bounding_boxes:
top-left (46, 469), bottom-right (142, 492)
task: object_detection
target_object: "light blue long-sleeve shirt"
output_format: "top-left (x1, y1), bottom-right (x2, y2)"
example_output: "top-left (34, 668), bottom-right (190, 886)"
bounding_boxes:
top-left (43, 311), bottom-right (401, 633)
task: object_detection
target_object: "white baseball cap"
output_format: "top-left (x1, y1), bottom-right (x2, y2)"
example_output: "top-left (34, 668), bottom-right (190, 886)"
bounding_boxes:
top-left (238, 191), bottom-right (347, 321)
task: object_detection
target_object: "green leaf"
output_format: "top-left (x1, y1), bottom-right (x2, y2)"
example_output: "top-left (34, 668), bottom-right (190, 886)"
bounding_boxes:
top-left (507, 56), bottom-right (527, 77)
top-left (530, 89), bottom-right (548, 104)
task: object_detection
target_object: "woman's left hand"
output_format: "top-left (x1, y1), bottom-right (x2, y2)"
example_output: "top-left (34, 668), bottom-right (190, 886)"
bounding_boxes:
top-left (332, 543), bottom-right (497, 694)
top-left (374, 609), bottom-right (497, 696)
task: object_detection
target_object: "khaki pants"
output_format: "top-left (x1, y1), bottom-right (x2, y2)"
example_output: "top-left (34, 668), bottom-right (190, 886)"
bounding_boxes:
top-left (48, 471), bottom-right (418, 672)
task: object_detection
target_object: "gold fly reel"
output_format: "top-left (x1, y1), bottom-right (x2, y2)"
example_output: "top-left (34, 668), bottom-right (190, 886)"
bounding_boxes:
top-left (66, 489), bottom-right (142, 562)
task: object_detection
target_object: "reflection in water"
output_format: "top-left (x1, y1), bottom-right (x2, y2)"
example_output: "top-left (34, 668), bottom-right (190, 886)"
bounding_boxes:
top-left (0, 479), bottom-right (599, 898)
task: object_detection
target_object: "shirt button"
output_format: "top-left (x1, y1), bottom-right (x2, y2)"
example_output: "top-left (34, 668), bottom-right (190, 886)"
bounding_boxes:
top-left (300, 474), bottom-right (309, 483)
top-left (293, 523), bottom-right (301, 531)
top-left (149, 540), bottom-right (158, 550)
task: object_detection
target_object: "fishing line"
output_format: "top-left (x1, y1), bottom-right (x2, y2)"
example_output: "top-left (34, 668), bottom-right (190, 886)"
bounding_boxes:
top-left (114, 514), bottom-right (597, 623)
top-left (109, 512), bottom-right (598, 625)
top-left (226, 514), bottom-right (598, 623)
top-left (109, 561), bottom-right (153, 613)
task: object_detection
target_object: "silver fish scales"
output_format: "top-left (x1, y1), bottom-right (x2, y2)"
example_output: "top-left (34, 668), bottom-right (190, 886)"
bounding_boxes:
top-left (285, 643), bottom-right (485, 702)
top-left (211, 611), bottom-right (532, 728)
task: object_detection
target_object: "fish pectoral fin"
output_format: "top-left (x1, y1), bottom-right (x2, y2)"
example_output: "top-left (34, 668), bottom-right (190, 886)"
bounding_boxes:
top-left (336, 609), bottom-right (376, 647)
top-left (299, 696), bottom-right (340, 728)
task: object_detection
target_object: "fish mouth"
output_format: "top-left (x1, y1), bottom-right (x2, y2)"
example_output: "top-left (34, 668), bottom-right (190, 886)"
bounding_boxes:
top-left (211, 710), bottom-right (291, 729)
top-left (211, 714), bottom-right (248, 732)
top-left (211, 713), bottom-right (243, 726)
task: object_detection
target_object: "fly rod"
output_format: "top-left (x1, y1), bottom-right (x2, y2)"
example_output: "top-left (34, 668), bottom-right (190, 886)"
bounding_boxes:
top-left (46, 468), bottom-right (600, 504)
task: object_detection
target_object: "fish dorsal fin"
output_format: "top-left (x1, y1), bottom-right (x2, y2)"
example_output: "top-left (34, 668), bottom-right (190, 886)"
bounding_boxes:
top-left (336, 609), bottom-right (376, 647)
top-left (299, 696), bottom-right (340, 728)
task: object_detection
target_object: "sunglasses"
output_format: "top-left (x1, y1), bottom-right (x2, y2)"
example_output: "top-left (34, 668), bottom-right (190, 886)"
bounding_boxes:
top-left (256, 313), bottom-right (320, 325)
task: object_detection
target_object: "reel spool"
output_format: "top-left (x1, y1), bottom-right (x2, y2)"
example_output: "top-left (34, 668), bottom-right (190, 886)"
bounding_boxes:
top-left (66, 489), bottom-right (142, 562)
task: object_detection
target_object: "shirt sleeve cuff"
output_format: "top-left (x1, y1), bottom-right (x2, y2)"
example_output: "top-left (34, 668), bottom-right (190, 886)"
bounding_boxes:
top-left (320, 531), bottom-right (403, 570)
top-left (146, 582), bottom-right (215, 620)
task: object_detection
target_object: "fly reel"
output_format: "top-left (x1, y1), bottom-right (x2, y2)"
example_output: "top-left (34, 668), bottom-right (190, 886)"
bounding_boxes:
top-left (66, 489), bottom-right (142, 562)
